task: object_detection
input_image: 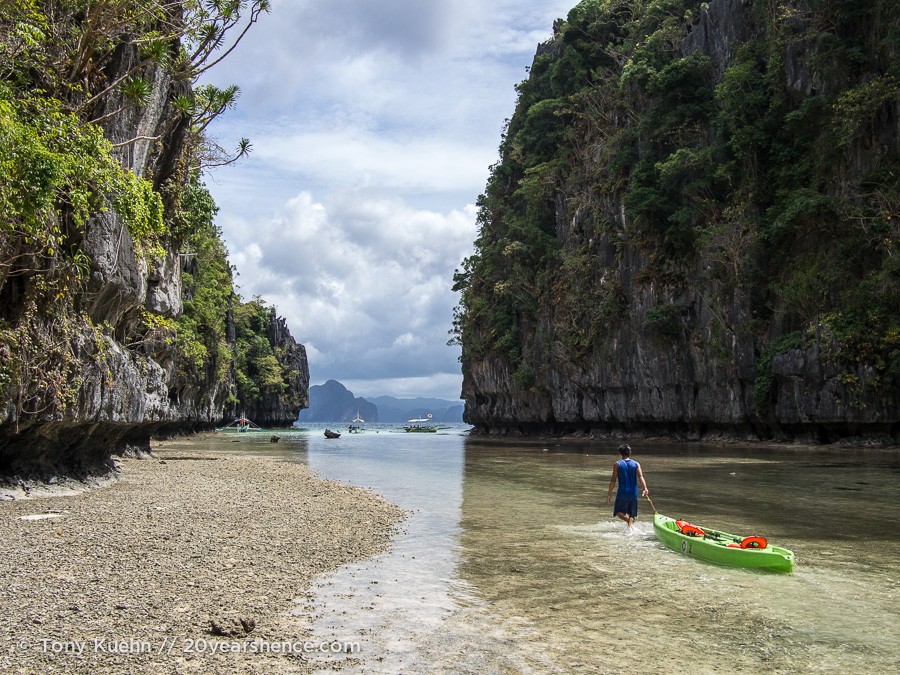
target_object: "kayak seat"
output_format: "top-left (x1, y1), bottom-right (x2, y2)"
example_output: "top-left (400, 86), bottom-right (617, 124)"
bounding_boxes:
top-left (675, 519), bottom-right (706, 537)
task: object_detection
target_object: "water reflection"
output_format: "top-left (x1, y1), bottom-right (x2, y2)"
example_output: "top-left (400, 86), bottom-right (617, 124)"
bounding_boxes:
top-left (456, 439), bottom-right (900, 672)
top-left (301, 431), bottom-right (471, 672)
top-left (175, 431), bottom-right (900, 672)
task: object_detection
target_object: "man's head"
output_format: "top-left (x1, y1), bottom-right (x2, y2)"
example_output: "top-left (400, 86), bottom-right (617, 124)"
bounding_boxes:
top-left (618, 444), bottom-right (632, 457)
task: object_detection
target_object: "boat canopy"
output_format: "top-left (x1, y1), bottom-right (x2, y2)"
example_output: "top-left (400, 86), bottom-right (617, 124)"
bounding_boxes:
top-left (217, 416), bottom-right (265, 432)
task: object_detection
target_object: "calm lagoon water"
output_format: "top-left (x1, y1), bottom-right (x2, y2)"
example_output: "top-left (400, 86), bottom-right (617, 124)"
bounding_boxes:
top-left (186, 427), bottom-right (900, 673)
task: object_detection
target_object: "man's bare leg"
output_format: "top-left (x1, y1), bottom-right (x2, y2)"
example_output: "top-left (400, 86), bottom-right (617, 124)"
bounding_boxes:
top-left (615, 512), bottom-right (634, 528)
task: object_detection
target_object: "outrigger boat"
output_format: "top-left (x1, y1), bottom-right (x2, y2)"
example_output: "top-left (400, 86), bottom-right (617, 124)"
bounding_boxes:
top-left (348, 411), bottom-right (366, 433)
top-left (653, 513), bottom-right (794, 573)
top-left (403, 413), bottom-right (438, 433)
top-left (217, 416), bottom-right (266, 433)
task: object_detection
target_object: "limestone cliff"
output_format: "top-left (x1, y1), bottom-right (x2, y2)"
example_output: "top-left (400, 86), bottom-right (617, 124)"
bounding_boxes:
top-left (0, 3), bottom-right (307, 476)
top-left (229, 310), bottom-right (310, 427)
top-left (455, 0), bottom-right (899, 443)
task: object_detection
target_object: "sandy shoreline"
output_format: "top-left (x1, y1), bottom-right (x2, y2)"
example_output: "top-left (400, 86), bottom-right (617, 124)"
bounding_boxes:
top-left (0, 443), bottom-right (405, 673)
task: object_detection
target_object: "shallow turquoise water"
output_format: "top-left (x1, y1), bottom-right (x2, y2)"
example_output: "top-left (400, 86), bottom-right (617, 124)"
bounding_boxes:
top-left (186, 429), bottom-right (900, 673)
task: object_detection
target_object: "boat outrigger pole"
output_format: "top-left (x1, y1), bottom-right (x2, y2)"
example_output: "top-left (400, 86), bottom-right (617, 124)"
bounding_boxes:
top-left (217, 415), bottom-right (266, 433)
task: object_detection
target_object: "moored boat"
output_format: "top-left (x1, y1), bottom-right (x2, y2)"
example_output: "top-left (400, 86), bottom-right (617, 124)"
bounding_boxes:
top-left (217, 416), bottom-right (266, 433)
top-left (403, 413), bottom-right (438, 434)
top-left (349, 411), bottom-right (366, 433)
top-left (324, 429), bottom-right (341, 439)
top-left (403, 413), bottom-right (438, 433)
top-left (653, 513), bottom-right (794, 573)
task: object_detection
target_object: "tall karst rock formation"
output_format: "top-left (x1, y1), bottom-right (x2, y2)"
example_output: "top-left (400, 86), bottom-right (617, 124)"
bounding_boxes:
top-left (0, 2), bottom-right (308, 475)
top-left (454, 0), bottom-right (898, 442)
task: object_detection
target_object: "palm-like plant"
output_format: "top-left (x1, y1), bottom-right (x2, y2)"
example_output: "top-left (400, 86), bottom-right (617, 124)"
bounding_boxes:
top-left (121, 76), bottom-right (152, 107)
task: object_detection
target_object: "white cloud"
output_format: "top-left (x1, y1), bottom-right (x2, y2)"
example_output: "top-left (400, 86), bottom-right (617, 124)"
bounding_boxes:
top-left (202, 0), bottom-right (575, 400)
top-left (220, 190), bottom-right (476, 399)
top-left (250, 122), bottom-right (496, 197)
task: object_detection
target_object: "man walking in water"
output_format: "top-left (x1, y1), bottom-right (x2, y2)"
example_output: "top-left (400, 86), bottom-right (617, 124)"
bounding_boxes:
top-left (605, 444), bottom-right (649, 528)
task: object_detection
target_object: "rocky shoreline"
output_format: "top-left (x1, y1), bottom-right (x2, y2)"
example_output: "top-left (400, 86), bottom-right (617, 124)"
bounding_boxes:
top-left (464, 426), bottom-right (898, 447)
top-left (0, 442), bottom-right (405, 673)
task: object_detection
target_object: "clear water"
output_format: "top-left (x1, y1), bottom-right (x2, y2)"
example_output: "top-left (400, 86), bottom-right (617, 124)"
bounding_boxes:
top-left (185, 428), bottom-right (900, 673)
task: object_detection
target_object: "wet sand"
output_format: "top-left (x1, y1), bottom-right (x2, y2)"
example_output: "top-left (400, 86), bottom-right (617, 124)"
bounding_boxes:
top-left (0, 440), bottom-right (404, 673)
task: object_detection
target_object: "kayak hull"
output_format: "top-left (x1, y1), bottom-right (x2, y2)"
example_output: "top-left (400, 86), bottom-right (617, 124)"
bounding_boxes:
top-left (653, 514), bottom-right (794, 573)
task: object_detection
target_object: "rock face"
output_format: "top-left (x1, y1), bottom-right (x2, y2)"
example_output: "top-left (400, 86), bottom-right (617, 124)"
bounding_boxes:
top-left (459, 0), bottom-right (899, 443)
top-left (232, 311), bottom-right (310, 427)
top-left (0, 33), bottom-right (309, 476)
top-left (463, 283), bottom-right (897, 442)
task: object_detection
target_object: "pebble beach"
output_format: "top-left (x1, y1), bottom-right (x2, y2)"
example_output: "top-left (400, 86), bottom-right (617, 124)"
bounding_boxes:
top-left (0, 440), bottom-right (405, 673)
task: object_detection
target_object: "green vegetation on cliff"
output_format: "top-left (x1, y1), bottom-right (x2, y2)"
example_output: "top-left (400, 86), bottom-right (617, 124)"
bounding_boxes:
top-left (0, 1), bottom-right (299, 427)
top-left (453, 0), bottom-right (899, 409)
top-left (175, 174), bottom-right (305, 415)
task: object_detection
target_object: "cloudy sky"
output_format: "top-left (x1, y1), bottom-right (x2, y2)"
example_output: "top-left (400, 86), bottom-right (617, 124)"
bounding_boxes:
top-left (202, 0), bottom-right (575, 401)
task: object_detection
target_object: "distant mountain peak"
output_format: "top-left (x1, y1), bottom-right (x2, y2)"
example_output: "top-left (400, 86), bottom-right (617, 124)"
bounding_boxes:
top-left (297, 381), bottom-right (376, 422)
top-left (298, 381), bottom-right (463, 423)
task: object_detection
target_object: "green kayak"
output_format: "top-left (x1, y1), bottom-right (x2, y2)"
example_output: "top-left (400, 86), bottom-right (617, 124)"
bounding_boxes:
top-left (653, 514), bottom-right (794, 573)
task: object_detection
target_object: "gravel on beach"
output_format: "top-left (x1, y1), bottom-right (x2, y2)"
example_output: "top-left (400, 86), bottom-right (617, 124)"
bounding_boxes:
top-left (0, 442), bottom-right (405, 673)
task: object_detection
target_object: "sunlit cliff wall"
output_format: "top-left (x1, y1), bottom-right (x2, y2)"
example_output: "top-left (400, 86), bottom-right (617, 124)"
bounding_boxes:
top-left (455, 0), bottom-right (898, 442)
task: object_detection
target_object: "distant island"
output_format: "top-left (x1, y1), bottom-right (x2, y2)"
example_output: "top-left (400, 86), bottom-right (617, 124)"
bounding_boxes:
top-left (297, 380), bottom-right (464, 423)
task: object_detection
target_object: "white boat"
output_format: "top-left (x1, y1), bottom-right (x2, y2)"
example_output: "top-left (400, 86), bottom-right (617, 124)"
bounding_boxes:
top-left (403, 413), bottom-right (438, 433)
top-left (349, 411), bottom-right (366, 433)
top-left (217, 416), bottom-right (266, 433)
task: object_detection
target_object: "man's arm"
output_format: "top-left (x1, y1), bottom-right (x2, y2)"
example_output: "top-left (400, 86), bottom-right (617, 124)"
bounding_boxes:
top-left (605, 464), bottom-right (618, 504)
top-left (637, 464), bottom-right (649, 497)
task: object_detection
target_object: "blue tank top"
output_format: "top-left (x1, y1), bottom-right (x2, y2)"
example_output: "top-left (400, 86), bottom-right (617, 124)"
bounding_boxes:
top-left (617, 458), bottom-right (639, 497)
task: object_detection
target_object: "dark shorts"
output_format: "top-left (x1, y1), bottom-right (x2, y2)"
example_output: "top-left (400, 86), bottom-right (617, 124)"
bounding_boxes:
top-left (613, 494), bottom-right (638, 518)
